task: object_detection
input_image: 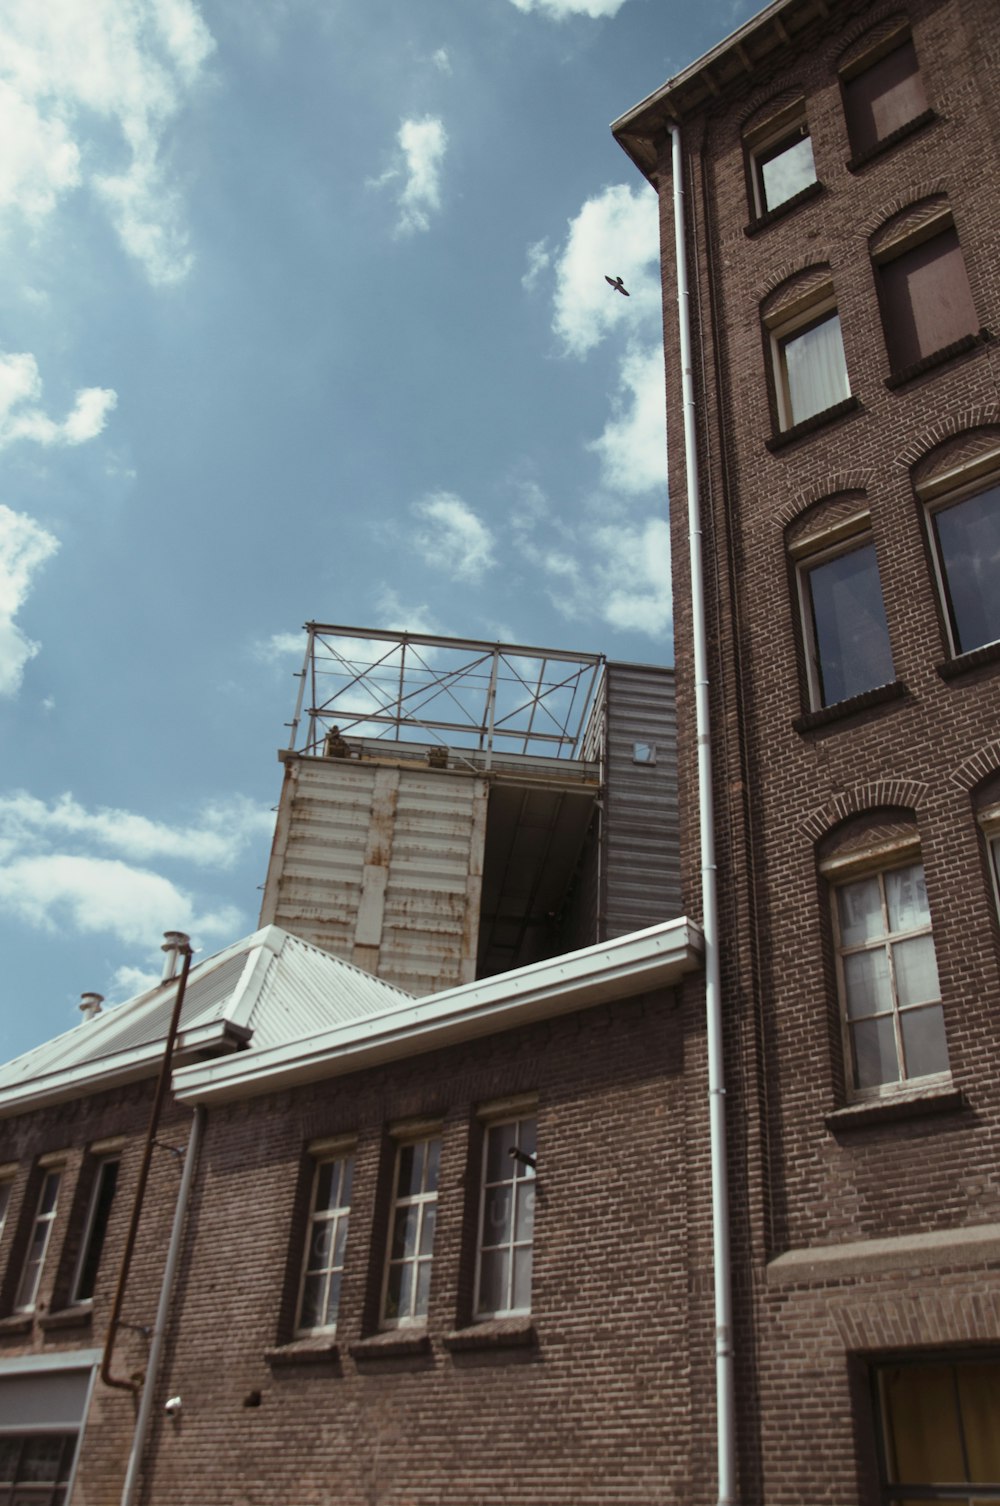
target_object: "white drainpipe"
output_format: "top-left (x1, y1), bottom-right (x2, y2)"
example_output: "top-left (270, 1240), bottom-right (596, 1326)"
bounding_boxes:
top-left (119, 1103), bottom-right (206, 1506)
top-left (668, 120), bottom-right (737, 1506)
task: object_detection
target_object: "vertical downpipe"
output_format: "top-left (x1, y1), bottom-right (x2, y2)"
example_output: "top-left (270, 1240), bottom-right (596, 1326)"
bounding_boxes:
top-left (668, 121), bottom-right (737, 1505)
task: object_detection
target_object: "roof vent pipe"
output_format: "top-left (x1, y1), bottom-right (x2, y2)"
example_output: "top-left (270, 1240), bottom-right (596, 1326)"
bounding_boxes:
top-left (161, 931), bottom-right (191, 982)
top-left (79, 993), bottom-right (104, 1021)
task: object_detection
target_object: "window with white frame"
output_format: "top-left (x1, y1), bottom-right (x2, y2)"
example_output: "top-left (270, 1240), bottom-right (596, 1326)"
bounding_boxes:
top-left (14, 1169), bottom-right (61, 1313)
top-left (475, 1115), bottom-right (537, 1320)
top-left (827, 847), bottom-right (949, 1096)
top-left (794, 515), bottom-right (895, 708)
top-left (296, 1149), bottom-right (354, 1335)
top-left (925, 479), bottom-right (1000, 658)
top-left (71, 1157), bottom-right (119, 1306)
top-left (873, 1355), bottom-right (1000, 1501)
top-left (767, 287), bottom-right (851, 432)
top-left (381, 1135), bottom-right (440, 1328)
top-left (746, 102), bottom-right (816, 219)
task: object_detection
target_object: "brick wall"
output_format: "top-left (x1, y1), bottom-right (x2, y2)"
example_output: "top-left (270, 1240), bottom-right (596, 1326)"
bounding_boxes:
top-left (643, 0), bottom-right (1000, 1497)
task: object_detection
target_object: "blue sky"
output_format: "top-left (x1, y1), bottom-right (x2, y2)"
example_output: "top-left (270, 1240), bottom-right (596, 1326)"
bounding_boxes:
top-left (0, 0), bottom-right (755, 1064)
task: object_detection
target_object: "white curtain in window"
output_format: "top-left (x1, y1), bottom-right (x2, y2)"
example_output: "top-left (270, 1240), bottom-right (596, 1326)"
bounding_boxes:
top-left (784, 313), bottom-right (850, 425)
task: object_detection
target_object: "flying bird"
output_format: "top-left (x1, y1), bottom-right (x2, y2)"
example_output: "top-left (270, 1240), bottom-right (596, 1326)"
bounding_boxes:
top-left (605, 275), bottom-right (630, 296)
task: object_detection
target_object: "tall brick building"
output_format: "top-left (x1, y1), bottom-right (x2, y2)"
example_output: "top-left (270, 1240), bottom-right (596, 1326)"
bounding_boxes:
top-left (613, 0), bottom-right (1000, 1499)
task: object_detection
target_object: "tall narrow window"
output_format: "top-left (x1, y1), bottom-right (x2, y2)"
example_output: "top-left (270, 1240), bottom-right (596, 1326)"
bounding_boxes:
top-left (381, 1137), bottom-right (439, 1328)
top-left (927, 481), bottom-right (1000, 657)
top-left (475, 1116), bottom-right (537, 1319)
top-left (832, 859), bottom-right (948, 1095)
top-left (843, 32), bottom-right (929, 161)
top-left (14, 1170), bottom-right (61, 1313)
top-left (71, 1158), bottom-right (119, 1306)
top-left (874, 1357), bottom-right (1000, 1501)
top-left (746, 100), bottom-right (817, 220)
top-left (798, 537), bottom-right (895, 707)
top-left (296, 1152), bottom-right (354, 1335)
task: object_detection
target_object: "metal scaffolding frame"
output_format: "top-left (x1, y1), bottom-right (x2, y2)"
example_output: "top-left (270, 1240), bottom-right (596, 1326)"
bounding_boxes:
top-left (286, 624), bottom-right (605, 766)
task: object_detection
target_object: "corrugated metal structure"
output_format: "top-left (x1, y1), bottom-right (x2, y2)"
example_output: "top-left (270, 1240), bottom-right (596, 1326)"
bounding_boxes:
top-left (259, 628), bottom-right (679, 994)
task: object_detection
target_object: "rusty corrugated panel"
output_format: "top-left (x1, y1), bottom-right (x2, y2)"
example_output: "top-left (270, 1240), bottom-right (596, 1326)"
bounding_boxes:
top-left (601, 662), bottom-right (681, 936)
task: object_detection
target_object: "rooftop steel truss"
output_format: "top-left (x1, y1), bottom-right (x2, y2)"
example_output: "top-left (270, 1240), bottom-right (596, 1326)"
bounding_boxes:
top-left (287, 624), bottom-right (605, 765)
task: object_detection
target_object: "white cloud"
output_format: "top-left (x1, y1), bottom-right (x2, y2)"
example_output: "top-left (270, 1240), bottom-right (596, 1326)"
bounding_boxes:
top-left (0, 0), bottom-right (215, 284)
top-left (506, 0), bottom-right (628, 14)
top-left (254, 629), bottom-right (306, 664)
top-left (411, 492), bottom-right (495, 583)
top-left (0, 790), bottom-right (273, 869)
top-left (0, 506), bottom-right (59, 696)
top-left (431, 48), bottom-right (451, 73)
top-left (108, 962), bottom-right (168, 1001)
top-left (0, 852), bottom-right (240, 947)
top-left (0, 349), bottom-right (116, 450)
top-left (592, 516), bottom-right (671, 637)
top-left (552, 183), bottom-right (660, 358)
top-left (588, 343), bottom-right (667, 494)
top-left (522, 237), bottom-right (551, 292)
top-left (396, 116), bottom-right (448, 234)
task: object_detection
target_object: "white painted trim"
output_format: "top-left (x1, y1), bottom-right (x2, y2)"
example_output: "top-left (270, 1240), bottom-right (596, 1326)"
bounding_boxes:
top-left (173, 917), bottom-right (704, 1105)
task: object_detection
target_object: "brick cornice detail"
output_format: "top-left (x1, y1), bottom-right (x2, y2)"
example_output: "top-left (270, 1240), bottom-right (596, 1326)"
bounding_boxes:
top-left (864, 187), bottom-right (948, 248)
top-left (950, 742), bottom-right (1000, 792)
top-left (801, 780), bottom-right (929, 843)
top-left (828, 7), bottom-right (910, 71)
top-left (894, 406), bottom-right (1000, 470)
top-left (774, 474), bottom-right (873, 529)
top-left (758, 258), bottom-right (831, 307)
top-left (831, 1287), bottom-right (1000, 1352)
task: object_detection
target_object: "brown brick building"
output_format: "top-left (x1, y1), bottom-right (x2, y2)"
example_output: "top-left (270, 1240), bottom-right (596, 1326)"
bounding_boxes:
top-left (614, 0), bottom-right (1000, 1499)
top-left (1, 1), bottom-right (998, 1501)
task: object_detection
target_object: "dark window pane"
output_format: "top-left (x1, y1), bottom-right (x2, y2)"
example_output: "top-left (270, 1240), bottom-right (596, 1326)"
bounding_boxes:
top-left (851, 1015), bottom-right (899, 1089)
top-left (934, 485), bottom-right (1000, 654)
top-left (423, 1137), bottom-right (440, 1194)
top-left (74, 1159), bottom-right (119, 1303)
top-left (483, 1185), bottom-right (512, 1247)
top-left (477, 1248), bottom-right (507, 1314)
top-left (390, 1205), bottom-right (418, 1262)
top-left (485, 1122), bottom-right (517, 1184)
top-left (418, 1203), bottom-right (436, 1258)
top-left (806, 542), bottom-right (894, 705)
top-left (900, 1003), bottom-right (949, 1078)
top-left (299, 1273), bottom-right (325, 1330)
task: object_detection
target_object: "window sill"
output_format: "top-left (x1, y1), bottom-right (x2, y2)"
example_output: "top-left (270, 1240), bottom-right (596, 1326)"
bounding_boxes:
top-left (937, 639), bottom-right (1000, 682)
top-left (885, 329), bottom-right (991, 390)
top-left (793, 679), bottom-right (906, 733)
top-left (0, 1313), bottom-right (34, 1336)
top-left (765, 395), bottom-right (860, 452)
top-left (826, 1081), bottom-right (964, 1131)
top-left (744, 179), bottom-right (824, 237)
top-left (442, 1317), bottom-right (536, 1353)
top-left (264, 1336), bottom-right (340, 1368)
top-left (38, 1306), bottom-right (92, 1332)
top-left (846, 108), bottom-right (937, 172)
top-left (348, 1329), bottom-right (431, 1361)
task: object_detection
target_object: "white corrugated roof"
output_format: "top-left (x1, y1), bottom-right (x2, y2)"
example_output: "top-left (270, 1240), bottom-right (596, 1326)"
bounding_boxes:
top-left (0, 926), bottom-right (412, 1115)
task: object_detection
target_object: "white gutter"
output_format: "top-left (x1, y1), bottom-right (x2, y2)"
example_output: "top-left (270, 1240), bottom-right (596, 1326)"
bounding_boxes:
top-left (119, 1103), bottom-right (205, 1506)
top-left (174, 916), bottom-right (704, 1105)
top-left (668, 122), bottom-right (737, 1505)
